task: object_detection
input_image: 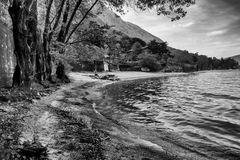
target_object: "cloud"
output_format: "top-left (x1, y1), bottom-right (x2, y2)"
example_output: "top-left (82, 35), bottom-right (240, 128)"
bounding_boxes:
top-left (120, 0), bottom-right (240, 58)
top-left (207, 29), bottom-right (228, 37)
top-left (179, 22), bottom-right (195, 28)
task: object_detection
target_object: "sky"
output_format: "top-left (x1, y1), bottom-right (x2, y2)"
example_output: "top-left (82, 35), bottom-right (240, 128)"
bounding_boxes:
top-left (120, 0), bottom-right (240, 58)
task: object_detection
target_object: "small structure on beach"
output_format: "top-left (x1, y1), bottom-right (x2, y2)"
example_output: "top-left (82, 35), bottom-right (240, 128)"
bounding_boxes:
top-left (103, 54), bottom-right (110, 72)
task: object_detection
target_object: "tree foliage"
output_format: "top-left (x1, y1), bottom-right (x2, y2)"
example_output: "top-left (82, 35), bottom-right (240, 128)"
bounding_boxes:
top-left (147, 40), bottom-right (170, 60)
top-left (138, 52), bottom-right (161, 71)
top-left (135, 0), bottom-right (195, 21)
top-left (104, 0), bottom-right (195, 21)
top-left (172, 49), bottom-right (239, 71)
top-left (72, 21), bottom-right (110, 48)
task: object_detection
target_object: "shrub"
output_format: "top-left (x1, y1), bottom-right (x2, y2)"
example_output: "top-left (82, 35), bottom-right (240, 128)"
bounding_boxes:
top-left (50, 44), bottom-right (78, 74)
top-left (138, 53), bottom-right (161, 72)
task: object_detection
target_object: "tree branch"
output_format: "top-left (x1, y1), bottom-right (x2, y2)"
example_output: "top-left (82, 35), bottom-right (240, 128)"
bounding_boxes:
top-left (69, 39), bottom-right (85, 45)
top-left (43, 0), bottom-right (54, 54)
top-left (49, 0), bottom-right (67, 42)
top-left (65, 0), bottom-right (99, 43)
top-left (57, 0), bottom-right (70, 42)
top-left (68, 29), bottom-right (93, 44)
top-left (63, 0), bottom-right (83, 41)
top-left (44, 0), bottom-right (54, 33)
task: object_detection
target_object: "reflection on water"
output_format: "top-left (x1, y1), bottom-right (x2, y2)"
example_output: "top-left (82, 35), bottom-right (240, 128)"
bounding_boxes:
top-left (102, 70), bottom-right (240, 158)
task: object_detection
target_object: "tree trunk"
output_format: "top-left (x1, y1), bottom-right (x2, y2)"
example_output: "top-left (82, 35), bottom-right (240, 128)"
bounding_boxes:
top-left (9, 0), bottom-right (37, 88)
top-left (55, 0), bottom-right (70, 82)
top-left (56, 62), bottom-right (70, 83)
top-left (9, 0), bottom-right (52, 87)
top-left (35, 30), bottom-right (45, 82)
top-left (49, 0), bottom-right (67, 42)
top-left (42, 31), bottom-right (52, 82)
top-left (57, 0), bottom-right (70, 43)
top-left (41, 0), bottom-right (54, 82)
top-left (36, 29), bottom-right (52, 82)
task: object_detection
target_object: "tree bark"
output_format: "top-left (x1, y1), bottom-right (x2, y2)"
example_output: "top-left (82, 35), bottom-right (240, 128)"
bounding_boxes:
top-left (35, 30), bottom-right (45, 81)
top-left (56, 62), bottom-right (70, 83)
top-left (9, 0), bottom-right (37, 88)
top-left (36, 29), bottom-right (51, 82)
top-left (42, 0), bottom-right (54, 81)
top-left (55, 0), bottom-right (70, 82)
top-left (9, 0), bottom-right (53, 87)
top-left (49, 0), bottom-right (67, 42)
top-left (57, 0), bottom-right (70, 42)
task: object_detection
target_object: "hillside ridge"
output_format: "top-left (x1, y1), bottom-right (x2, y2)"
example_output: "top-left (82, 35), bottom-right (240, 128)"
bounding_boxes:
top-left (86, 7), bottom-right (163, 43)
top-left (230, 55), bottom-right (240, 64)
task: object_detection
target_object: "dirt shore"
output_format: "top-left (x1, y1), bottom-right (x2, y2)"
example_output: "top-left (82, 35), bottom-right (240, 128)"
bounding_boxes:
top-left (70, 71), bottom-right (188, 82)
top-left (1, 71), bottom-right (210, 160)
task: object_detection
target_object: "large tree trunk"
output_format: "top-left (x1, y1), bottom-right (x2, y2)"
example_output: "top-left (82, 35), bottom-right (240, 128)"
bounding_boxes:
top-left (9, 0), bottom-right (52, 87)
top-left (9, 0), bottom-right (37, 88)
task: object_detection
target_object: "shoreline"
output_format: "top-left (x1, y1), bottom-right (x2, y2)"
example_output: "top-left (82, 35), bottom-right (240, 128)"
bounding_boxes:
top-left (68, 71), bottom-right (213, 160)
top-left (69, 71), bottom-right (189, 84)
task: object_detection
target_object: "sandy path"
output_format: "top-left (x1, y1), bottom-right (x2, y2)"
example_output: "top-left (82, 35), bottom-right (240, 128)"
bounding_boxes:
top-left (19, 74), bottom-right (108, 159)
top-left (18, 74), bottom-right (98, 159)
top-left (19, 84), bottom-right (77, 159)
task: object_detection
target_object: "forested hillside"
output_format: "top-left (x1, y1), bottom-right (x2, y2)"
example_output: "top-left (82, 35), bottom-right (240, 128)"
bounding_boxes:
top-left (231, 55), bottom-right (240, 65)
top-left (169, 48), bottom-right (239, 71)
top-left (76, 3), bottom-right (239, 72)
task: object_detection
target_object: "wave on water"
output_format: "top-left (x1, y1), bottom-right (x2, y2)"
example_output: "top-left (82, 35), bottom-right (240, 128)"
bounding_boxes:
top-left (99, 70), bottom-right (240, 159)
top-left (201, 92), bottom-right (240, 101)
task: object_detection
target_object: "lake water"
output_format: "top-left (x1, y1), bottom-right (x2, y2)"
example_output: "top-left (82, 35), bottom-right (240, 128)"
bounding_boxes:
top-left (99, 70), bottom-right (240, 159)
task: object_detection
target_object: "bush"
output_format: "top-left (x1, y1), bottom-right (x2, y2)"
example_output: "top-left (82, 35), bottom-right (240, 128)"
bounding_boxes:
top-left (138, 53), bottom-right (161, 71)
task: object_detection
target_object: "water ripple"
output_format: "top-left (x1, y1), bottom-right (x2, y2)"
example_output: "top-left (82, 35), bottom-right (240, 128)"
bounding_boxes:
top-left (104, 70), bottom-right (240, 158)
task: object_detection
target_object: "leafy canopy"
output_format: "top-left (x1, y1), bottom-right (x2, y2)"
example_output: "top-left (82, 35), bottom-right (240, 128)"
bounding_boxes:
top-left (147, 40), bottom-right (170, 58)
top-left (105, 0), bottom-right (195, 21)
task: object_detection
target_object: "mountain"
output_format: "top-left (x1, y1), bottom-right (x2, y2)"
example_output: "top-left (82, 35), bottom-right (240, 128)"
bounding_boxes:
top-left (97, 10), bottom-right (163, 43)
top-left (230, 55), bottom-right (240, 65)
top-left (83, 7), bottom-right (163, 43)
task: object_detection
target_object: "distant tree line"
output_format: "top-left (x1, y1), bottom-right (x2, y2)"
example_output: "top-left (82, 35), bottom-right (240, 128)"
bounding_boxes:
top-left (77, 26), bottom-right (239, 72)
top-left (172, 50), bottom-right (239, 72)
